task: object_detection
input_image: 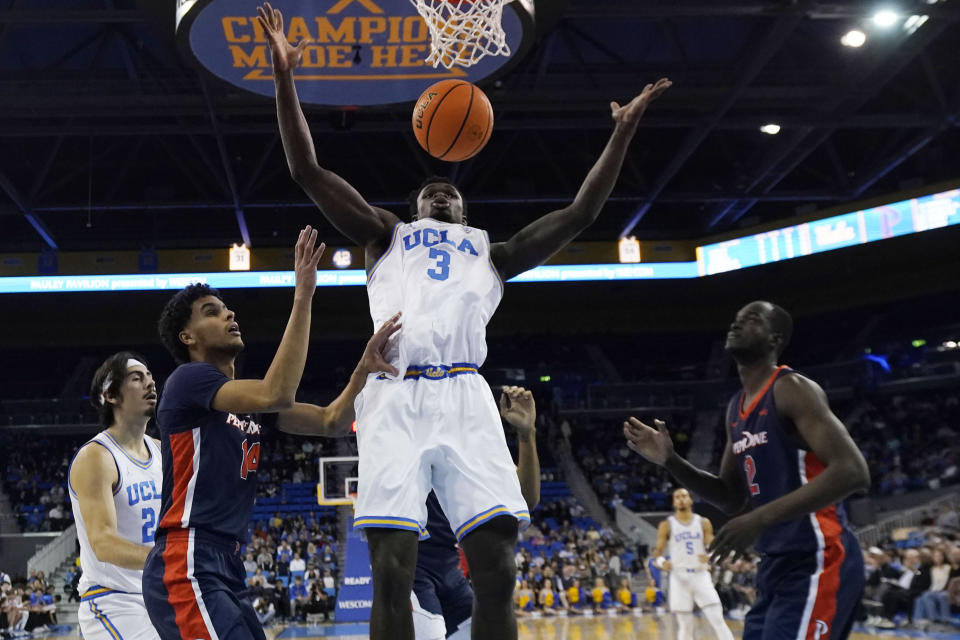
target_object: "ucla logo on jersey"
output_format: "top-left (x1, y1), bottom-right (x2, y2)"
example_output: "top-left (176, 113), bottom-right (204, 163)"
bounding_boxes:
top-left (126, 479), bottom-right (160, 506)
top-left (402, 228), bottom-right (479, 256)
top-left (424, 366), bottom-right (446, 379)
top-left (732, 430), bottom-right (768, 454)
top-left (674, 531), bottom-right (701, 542)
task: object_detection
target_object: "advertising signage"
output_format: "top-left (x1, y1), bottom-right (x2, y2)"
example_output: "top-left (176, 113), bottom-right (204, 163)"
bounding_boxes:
top-left (176, 0), bottom-right (534, 106)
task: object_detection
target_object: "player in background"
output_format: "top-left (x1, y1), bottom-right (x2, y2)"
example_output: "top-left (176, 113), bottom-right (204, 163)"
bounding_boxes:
top-left (68, 352), bottom-right (162, 640)
top-left (142, 227), bottom-right (400, 640)
top-left (651, 489), bottom-right (733, 640)
top-left (412, 386), bottom-right (540, 640)
top-left (624, 301), bottom-right (870, 640)
top-left (258, 4), bottom-right (670, 637)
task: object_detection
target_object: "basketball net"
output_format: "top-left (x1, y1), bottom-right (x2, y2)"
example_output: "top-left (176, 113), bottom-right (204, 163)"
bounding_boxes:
top-left (410, 0), bottom-right (511, 69)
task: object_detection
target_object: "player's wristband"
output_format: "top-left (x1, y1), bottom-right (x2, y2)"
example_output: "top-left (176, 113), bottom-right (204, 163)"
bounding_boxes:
top-left (654, 556), bottom-right (666, 569)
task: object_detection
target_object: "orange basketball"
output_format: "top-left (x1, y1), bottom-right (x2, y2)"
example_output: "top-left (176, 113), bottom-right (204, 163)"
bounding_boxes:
top-left (412, 79), bottom-right (494, 162)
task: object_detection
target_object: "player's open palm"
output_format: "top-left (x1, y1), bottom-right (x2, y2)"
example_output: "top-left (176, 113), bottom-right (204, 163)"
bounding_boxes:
top-left (293, 225), bottom-right (325, 297)
top-left (359, 312), bottom-right (402, 377)
top-left (611, 78), bottom-right (672, 126)
top-left (256, 2), bottom-right (310, 73)
top-left (623, 417), bottom-right (674, 466)
top-left (500, 386), bottom-right (536, 437)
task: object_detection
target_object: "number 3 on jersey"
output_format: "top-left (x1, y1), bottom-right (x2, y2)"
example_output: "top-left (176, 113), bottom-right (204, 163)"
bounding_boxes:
top-left (744, 455), bottom-right (760, 496)
top-left (427, 248), bottom-right (450, 281)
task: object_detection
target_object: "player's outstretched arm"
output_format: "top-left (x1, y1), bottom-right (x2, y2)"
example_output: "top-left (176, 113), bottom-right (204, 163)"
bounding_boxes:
top-left (709, 375), bottom-right (870, 561)
top-left (489, 78), bottom-right (671, 281)
top-left (277, 313), bottom-right (401, 437)
top-left (258, 3), bottom-right (400, 250)
top-left (212, 227), bottom-right (324, 413)
top-left (623, 417), bottom-right (748, 514)
top-left (499, 386), bottom-right (540, 510)
top-left (69, 445), bottom-right (152, 569)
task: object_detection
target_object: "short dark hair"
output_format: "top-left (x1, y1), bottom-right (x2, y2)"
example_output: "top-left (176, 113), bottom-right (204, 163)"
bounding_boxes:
top-left (158, 283), bottom-right (222, 364)
top-left (766, 303), bottom-right (793, 356)
top-left (90, 351), bottom-right (151, 428)
top-left (407, 175), bottom-right (467, 219)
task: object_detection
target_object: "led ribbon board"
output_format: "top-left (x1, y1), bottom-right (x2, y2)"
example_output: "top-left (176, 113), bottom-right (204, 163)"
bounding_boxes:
top-left (0, 263), bottom-right (699, 294)
top-left (175, 0), bottom-right (534, 106)
top-left (696, 188), bottom-right (960, 276)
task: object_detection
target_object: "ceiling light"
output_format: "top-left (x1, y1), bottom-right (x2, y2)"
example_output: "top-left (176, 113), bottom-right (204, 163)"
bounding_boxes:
top-left (872, 9), bottom-right (900, 28)
top-left (841, 29), bottom-right (867, 47)
top-left (760, 124), bottom-right (781, 135)
top-left (903, 14), bottom-right (928, 34)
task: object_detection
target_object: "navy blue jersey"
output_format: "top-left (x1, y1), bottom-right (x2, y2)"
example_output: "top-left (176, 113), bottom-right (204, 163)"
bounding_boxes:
top-left (419, 491), bottom-right (460, 572)
top-left (727, 366), bottom-right (850, 554)
top-left (156, 363), bottom-right (263, 543)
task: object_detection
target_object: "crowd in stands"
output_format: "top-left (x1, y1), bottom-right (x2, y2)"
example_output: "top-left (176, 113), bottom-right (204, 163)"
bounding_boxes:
top-left (513, 494), bottom-right (647, 616)
top-left (861, 505), bottom-right (960, 631)
top-left (0, 432), bottom-right (86, 533)
top-left (846, 389), bottom-right (959, 496)
top-left (0, 570), bottom-right (59, 636)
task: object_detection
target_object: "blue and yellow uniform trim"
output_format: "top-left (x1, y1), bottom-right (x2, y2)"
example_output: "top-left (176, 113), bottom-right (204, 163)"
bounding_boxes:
top-left (354, 515), bottom-right (429, 540)
top-left (82, 587), bottom-right (126, 640)
top-left (80, 585), bottom-right (120, 601)
top-left (455, 505), bottom-right (530, 542)
top-left (376, 362), bottom-right (479, 381)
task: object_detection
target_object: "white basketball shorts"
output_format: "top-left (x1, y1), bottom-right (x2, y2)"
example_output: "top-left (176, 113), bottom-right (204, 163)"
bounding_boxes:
top-left (353, 368), bottom-right (529, 541)
top-left (79, 589), bottom-right (161, 640)
top-left (668, 569), bottom-right (721, 613)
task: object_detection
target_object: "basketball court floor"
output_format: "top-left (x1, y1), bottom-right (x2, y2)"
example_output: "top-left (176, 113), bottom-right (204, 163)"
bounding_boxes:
top-left (36, 616), bottom-right (955, 640)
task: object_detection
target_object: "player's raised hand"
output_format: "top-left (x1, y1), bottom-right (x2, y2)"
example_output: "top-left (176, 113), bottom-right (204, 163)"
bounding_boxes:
top-left (293, 225), bottom-right (325, 298)
top-left (500, 386), bottom-right (536, 439)
top-left (257, 2), bottom-right (311, 73)
top-left (611, 78), bottom-right (672, 126)
top-left (623, 417), bottom-right (674, 466)
top-left (358, 312), bottom-right (402, 377)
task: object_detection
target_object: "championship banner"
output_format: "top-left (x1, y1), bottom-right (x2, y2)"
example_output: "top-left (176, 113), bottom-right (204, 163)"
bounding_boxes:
top-left (176, 0), bottom-right (535, 106)
top-left (334, 521), bottom-right (374, 622)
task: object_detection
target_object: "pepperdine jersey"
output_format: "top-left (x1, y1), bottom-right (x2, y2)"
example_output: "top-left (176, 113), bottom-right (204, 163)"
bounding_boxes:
top-left (155, 362), bottom-right (263, 543)
top-left (667, 514), bottom-right (707, 570)
top-left (726, 366), bottom-right (850, 554)
top-left (69, 432), bottom-right (163, 594)
top-left (366, 220), bottom-right (502, 373)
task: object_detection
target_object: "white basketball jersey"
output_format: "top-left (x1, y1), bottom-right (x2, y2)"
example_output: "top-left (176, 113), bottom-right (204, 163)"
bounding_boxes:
top-left (667, 514), bottom-right (707, 570)
top-left (367, 220), bottom-right (502, 371)
top-left (69, 432), bottom-right (162, 594)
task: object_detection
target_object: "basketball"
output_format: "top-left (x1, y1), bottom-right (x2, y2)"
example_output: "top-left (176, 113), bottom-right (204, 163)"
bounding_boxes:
top-left (412, 79), bottom-right (494, 162)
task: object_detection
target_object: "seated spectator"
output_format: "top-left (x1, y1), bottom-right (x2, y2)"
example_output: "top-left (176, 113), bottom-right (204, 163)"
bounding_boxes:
top-left (289, 552), bottom-right (306, 574)
top-left (300, 582), bottom-right (332, 622)
top-left (514, 580), bottom-right (534, 617)
top-left (243, 552), bottom-right (257, 574)
top-left (321, 569), bottom-right (336, 597)
top-left (252, 596), bottom-right (276, 626)
top-left (538, 581), bottom-right (560, 616)
top-left (591, 577), bottom-right (611, 612)
top-left (881, 549), bottom-right (931, 625)
top-left (289, 575), bottom-right (309, 620)
top-left (616, 577), bottom-right (637, 612)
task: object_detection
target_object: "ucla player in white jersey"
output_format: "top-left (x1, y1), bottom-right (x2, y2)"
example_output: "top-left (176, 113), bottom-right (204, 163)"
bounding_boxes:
top-left (68, 352), bottom-right (162, 640)
top-left (259, 5), bottom-right (670, 638)
top-left (652, 489), bottom-right (733, 640)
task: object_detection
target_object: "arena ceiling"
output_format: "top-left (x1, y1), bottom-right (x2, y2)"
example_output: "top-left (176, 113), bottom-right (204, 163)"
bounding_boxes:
top-left (1, 0), bottom-right (960, 252)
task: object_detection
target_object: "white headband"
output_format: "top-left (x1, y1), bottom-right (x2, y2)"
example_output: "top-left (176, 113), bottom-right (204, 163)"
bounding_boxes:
top-left (99, 358), bottom-right (147, 406)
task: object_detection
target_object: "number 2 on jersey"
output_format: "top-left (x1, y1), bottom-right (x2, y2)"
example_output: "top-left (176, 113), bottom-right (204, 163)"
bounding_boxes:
top-left (744, 454), bottom-right (760, 496)
top-left (427, 248), bottom-right (450, 281)
top-left (141, 507), bottom-right (156, 543)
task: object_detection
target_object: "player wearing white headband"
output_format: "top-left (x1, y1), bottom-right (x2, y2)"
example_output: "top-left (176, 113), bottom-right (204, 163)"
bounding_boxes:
top-left (68, 352), bottom-right (162, 640)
